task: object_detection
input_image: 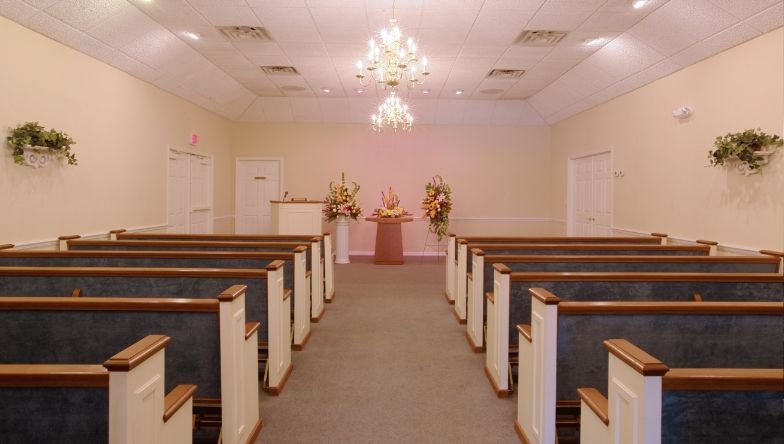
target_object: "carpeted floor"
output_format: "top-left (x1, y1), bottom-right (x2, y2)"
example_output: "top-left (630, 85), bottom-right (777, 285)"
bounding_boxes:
top-left (256, 255), bottom-right (518, 443)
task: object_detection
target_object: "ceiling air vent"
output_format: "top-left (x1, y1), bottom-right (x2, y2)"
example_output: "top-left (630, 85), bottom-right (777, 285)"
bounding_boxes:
top-left (260, 66), bottom-right (300, 75)
top-left (217, 26), bottom-right (271, 41)
top-left (487, 69), bottom-right (526, 79)
top-left (515, 30), bottom-right (567, 46)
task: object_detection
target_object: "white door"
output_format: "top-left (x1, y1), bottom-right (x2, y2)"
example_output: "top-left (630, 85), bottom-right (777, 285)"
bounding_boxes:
top-left (235, 159), bottom-right (281, 234)
top-left (167, 153), bottom-right (188, 234)
top-left (569, 151), bottom-right (612, 235)
top-left (189, 155), bottom-right (212, 234)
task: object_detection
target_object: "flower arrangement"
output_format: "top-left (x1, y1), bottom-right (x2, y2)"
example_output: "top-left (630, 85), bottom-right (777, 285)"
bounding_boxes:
top-left (323, 172), bottom-right (363, 222)
top-left (421, 175), bottom-right (452, 240)
top-left (373, 187), bottom-right (409, 218)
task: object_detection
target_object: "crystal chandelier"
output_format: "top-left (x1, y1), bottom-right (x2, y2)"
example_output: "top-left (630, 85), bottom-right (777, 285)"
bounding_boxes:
top-left (356, 18), bottom-right (429, 89)
top-left (371, 91), bottom-right (413, 133)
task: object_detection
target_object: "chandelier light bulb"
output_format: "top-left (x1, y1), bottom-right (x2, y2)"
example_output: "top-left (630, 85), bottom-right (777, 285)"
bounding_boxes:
top-left (371, 90), bottom-right (414, 133)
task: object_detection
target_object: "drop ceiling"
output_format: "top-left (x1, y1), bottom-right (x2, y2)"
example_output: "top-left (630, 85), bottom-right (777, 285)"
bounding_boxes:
top-left (1, 0), bottom-right (781, 125)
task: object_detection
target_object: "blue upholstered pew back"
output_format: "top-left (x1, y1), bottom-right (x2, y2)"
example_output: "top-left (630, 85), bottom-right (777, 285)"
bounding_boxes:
top-left (0, 308), bottom-right (221, 397)
top-left (0, 386), bottom-right (109, 443)
top-left (508, 279), bottom-right (784, 344)
top-left (661, 390), bottom-right (783, 443)
top-left (554, 312), bottom-right (783, 399)
top-left (0, 272), bottom-right (270, 341)
top-left (0, 254), bottom-right (295, 308)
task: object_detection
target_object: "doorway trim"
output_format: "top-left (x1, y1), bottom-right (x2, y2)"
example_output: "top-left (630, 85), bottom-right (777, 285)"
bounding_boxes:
top-left (566, 148), bottom-right (613, 235)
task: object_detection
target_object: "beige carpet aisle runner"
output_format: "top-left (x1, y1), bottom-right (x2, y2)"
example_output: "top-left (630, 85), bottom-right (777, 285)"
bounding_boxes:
top-left (257, 256), bottom-right (517, 443)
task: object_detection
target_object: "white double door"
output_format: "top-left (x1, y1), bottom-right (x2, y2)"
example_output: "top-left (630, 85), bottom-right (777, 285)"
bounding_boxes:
top-left (235, 159), bottom-right (281, 234)
top-left (569, 151), bottom-right (612, 236)
top-left (167, 149), bottom-right (213, 234)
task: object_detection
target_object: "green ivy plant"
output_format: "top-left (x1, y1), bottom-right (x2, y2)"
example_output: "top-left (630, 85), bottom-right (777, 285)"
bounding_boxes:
top-left (708, 128), bottom-right (782, 172)
top-left (6, 121), bottom-right (78, 165)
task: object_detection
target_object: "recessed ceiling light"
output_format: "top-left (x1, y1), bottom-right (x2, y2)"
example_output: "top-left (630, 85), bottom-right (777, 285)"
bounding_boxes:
top-left (321, 87), bottom-right (331, 93)
top-left (183, 31), bottom-right (200, 40)
top-left (632, 0), bottom-right (647, 9)
top-left (354, 88), bottom-right (365, 94)
top-left (454, 89), bottom-right (464, 95)
top-left (584, 37), bottom-right (609, 47)
top-left (422, 88), bottom-right (431, 94)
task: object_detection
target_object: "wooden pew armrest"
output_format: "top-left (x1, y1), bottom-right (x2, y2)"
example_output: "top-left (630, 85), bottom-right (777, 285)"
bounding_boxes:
top-left (517, 324), bottom-right (532, 343)
top-left (103, 335), bottom-right (171, 372)
top-left (163, 384), bottom-right (197, 422)
top-left (485, 292), bottom-right (494, 303)
top-left (245, 322), bottom-right (261, 341)
top-left (306, 270), bottom-right (312, 278)
top-left (663, 368), bottom-right (784, 391)
top-left (577, 387), bottom-right (609, 425)
top-left (283, 288), bottom-right (292, 301)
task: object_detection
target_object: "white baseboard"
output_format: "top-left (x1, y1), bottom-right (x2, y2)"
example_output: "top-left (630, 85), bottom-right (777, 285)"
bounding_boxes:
top-left (612, 225), bottom-right (760, 255)
top-left (349, 250), bottom-right (446, 257)
top-left (11, 224), bottom-right (168, 251)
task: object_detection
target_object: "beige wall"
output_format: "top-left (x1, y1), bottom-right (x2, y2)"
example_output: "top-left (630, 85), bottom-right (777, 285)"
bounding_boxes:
top-left (550, 28), bottom-right (784, 251)
top-left (0, 16), bottom-right (234, 246)
top-left (231, 123), bottom-right (551, 253)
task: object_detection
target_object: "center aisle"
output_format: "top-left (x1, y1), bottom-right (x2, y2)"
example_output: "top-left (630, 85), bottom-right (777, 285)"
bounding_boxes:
top-left (258, 256), bottom-right (517, 443)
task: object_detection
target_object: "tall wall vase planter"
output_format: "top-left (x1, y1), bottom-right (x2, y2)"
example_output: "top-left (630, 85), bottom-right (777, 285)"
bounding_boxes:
top-left (335, 215), bottom-right (350, 264)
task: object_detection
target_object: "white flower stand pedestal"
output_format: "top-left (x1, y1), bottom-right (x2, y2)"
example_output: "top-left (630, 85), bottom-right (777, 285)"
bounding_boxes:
top-left (335, 215), bottom-right (350, 264)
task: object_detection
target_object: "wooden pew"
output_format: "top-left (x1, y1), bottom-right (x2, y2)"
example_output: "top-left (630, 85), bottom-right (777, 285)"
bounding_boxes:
top-left (67, 238), bottom-right (326, 322)
top-left (514, 289), bottom-right (783, 444)
top-left (465, 252), bottom-right (780, 351)
top-left (486, 268), bottom-right (784, 396)
top-left (112, 229), bottom-right (336, 303)
top-left (0, 335), bottom-right (196, 444)
top-left (453, 242), bottom-right (711, 324)
top-left (445, 233), bottom-right (668, 302)
top-left (577, 339), bottom-right (784, 444)
top-left (0, 248), bottom-right (312, 350)
top-left (0, 290), bottom-right (261, 442)
top-left (0, 265), bottom-right (292, 394)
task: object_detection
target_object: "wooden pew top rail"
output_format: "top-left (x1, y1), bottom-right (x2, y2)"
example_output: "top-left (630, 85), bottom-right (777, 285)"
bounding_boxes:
top-left (68, 239), bottom-right (310, 249)
top-left (0, 364), bottom-right (108, 387)
top-left (477, 253), bottom-right (778, 264)
top-left (104, 335), bottom-right (171, 372)
top-left (0, 249), bottom-right (300, 259)
top-left (0, 266), bottom-right (269, 278)
top-left (577, 388), bottom-right (609, 425)
top-left (456, 235), bottom-right (664, 244)
top-left (604, 339), bottom-right (669, 376)
top-left (468, 243), bottom-right (709, 252)
top-left (663, 368), bottom-right (784, 391)
top-left (508, 271), bottom-right (784, 282)
top-left (0, 296), bottom-right (220, 312)
top-left (117, 232), bottom-right (322, 242)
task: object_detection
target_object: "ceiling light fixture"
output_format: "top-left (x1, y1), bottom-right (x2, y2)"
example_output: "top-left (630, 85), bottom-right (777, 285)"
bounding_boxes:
top-left (354, 88), bottom-right (365, 94)
top-left (632, 0), bottom-right (647, 9)
top-left (183, 31), bottom-right (200, 40)
top-left (371, 90), bottom-right (413, 133)
top-left (454, 89), bottom-right (464, 95)
top-left (421, 88), bottom-right (431, 94)
top-left (321, 87), bottom-right (331, 94)
top-left (355, 16), bottom-right (430, 89)
top-left (584, 37), bottom-right (609, 47)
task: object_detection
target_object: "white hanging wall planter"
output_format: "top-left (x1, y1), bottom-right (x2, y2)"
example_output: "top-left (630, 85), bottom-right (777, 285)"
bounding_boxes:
top-left (731, 150), bottom-right (775, 176)
top-left (20, 146), bottom-right (53, 169)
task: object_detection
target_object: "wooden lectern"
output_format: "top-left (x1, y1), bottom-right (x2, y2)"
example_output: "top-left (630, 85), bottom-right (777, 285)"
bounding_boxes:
top-left (365, 216), bottom-right (413, 264)
top-left (271, 200), bottom-right (324, 235)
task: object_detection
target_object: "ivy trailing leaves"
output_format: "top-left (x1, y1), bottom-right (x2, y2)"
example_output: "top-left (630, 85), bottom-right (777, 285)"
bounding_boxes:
top-left (7, 121), bottom-right (77, 165)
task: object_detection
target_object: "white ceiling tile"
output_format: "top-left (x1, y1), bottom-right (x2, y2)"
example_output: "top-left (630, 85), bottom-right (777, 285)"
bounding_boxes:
top-left (290, 97), bottom-right (321, 122)
top-left (247, 0), bottom-right (307, 6)
top-left (708, 0), bottom-right (780, 20)
top-left (0, 0), bottom-right (39, 21)
top-left (461, 100), bottom-right (495, 124)
top-left (87, 5), bottom-right (159, 48)
top-left (281, 42), bottom-right (328, 57)
top-left (237, 98), bottom-right (267, 122)
top-left (259, 96), bottom-right (295, 121)
top-left (310, 6), bottom-right (365, 27)
top-left (435, 99), bottom-right (466, 124)
top-left (366, 7), bottom-right (421, 30)
top-left (264, 24), bottom-right (322, 42)
top-left (482, 0), bottom-right (545, 11)
top-left (305, 0), bottom-right (364, 7)
top-left (465, 8), bottom-right (536, 45)
top-left (43, 0), bottom-right (131, 31)
top-left (458, 45), bottom-right (507, 59)
top-left (671, 22), bottom-right (760, 67)
top-left (21, 0), bottom-right (59, 8)
top-left (348, 96), bottom-right (378, 122)
top-left (628, 0), bottom-right (739, 56)
top-left (407, 98), bottom-right (436, 124)
top-left (21, 11), bottom-right (118, 61)
top-left (588, 34), bottom-right (665, 82)
top-left (489, 100), bottom-right (525, 125)
top-left (189, 5), bottom-right (263, 26)
top-left (517, 100), bottom-right (546, 125)
top-left (252, 5), bottom-right (314, 26)
top-left (526, 10), bottom-right (595, 31)
top-left (422, 0), bottom-right (483, 9)
top-left (121, 27), bottom-right (195, 72)
top-left (744, 2), bottom-right (784, 33)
